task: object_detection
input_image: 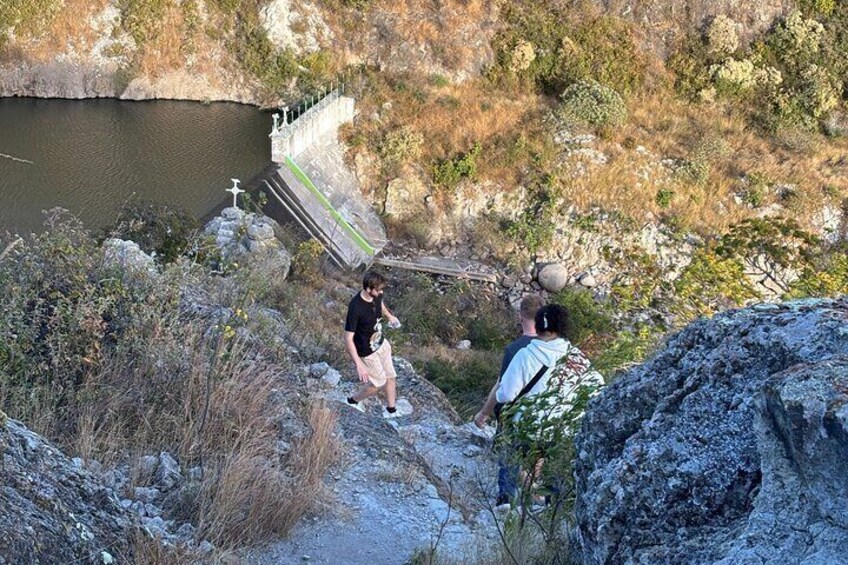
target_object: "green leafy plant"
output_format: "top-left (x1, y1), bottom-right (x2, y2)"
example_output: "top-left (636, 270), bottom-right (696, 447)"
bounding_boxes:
top-left (551, 287), bottom-right (612, 347)
top-left (558, 80), bottom-right (627, 128)
top-left (105, 200), bottom-right (199, 264)
top-left (716, 217), bottom-right (819, 295)
top-left (432, 143), bottom-right (482, 190)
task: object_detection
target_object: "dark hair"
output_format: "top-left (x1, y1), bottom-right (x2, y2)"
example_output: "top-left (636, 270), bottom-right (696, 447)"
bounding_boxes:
top-left (535, 304), bottom-right (569, 336)
top-left (519, 294), bottom-right (545, 321)
top-left (362, 270), bottom-right (386, 290)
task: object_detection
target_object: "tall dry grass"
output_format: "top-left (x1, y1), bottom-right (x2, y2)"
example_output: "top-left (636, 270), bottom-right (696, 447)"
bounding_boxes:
top-left (195, 403), bottom-right (338, 549)
top-left (74, 322), bottom-right (339, 550)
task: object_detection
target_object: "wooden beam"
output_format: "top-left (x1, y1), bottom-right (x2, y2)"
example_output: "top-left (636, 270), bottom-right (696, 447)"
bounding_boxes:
top-left (373, 257), bottom-right (498, 283)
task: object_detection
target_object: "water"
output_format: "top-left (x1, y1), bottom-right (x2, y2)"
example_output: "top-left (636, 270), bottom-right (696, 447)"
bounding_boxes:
top-left (0, 98), bottom-right (272, 234)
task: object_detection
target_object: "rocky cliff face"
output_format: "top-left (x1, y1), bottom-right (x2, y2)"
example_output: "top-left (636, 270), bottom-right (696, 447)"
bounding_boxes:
top-left (586, 0), bottom-right (794, 55)
top-left (0, 418), bottom-right (136, 563)
top-left (0, 0), bottom-right (497, 103)
top-left (571, 298), bottom-right (848, 564)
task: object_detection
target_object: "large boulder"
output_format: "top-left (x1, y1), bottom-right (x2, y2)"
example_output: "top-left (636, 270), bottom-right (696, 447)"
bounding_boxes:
top-left (204, 207), bottom-right (291, 278)
top-left (0, 419), bottom-right (137, 563)
top-left (571, 298), bottom-right (848, 564)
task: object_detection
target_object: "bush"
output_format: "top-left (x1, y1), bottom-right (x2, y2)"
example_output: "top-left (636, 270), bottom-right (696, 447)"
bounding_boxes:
top-left (559, 80), bottom-right (627, 128)
top-left (379, 126), bottom-right (424, 170)
top-left (655, 188), bottom-right (675, 209)
top-left (418, 353), bottom-right (501, 418)
top-left (432, 143), bottom-right (482, 190)
top-left (1, 0), bottom-right (60, 46)
top-left (706, 15), bottom-right (740, 55)
top-left (797, 64), bottom-right (841, 119)
top-left (289, 239), bottom-right (325, 283)
top-left (551, 287), bottom-right (612, 347)
top-left (120, 0), bottom-right (171, 45)
top-left (105, 201), bottom-right (199, 264)
top-left (490, 4), bottom-right (644, 96)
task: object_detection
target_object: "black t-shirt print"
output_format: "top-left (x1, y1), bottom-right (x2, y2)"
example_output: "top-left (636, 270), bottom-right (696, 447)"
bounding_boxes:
top-left (345, 293), bottom-right (384, 358)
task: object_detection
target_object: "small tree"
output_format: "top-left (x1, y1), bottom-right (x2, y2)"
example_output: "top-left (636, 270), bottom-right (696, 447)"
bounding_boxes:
top-left (715, 217), bottom-right (819, 295)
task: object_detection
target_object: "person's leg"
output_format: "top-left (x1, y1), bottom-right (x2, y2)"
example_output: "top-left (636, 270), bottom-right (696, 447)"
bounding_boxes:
top-left (496, 436), bottom-right (519, 504)
top-left (351, 384), bottom-right (381, 402)
top-left (379, 342), bottom-right (398, 409)
top-left (384, 377), bottom-right (396, 408)
top-left (349, 353), bottom-right (386, 405)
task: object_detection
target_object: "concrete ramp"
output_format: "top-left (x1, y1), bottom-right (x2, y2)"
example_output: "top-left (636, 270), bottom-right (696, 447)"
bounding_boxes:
top-left (266, 89), bottom-right (387, 269)
top-left (296, 131), bottom-right (387, 252)
top-left (263, 160), bottom-right (378, 269)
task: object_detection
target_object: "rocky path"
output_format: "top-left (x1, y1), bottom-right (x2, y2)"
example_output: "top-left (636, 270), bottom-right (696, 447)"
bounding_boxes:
top-left (244, 358), bottom-right (503, 564)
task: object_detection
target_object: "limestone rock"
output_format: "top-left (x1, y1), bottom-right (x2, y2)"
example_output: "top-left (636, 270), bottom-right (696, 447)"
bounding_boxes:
top-left (102, 238), bottom-right (158, 279)
top-left (0, 419), bottom-right (136, 562)
top-left (537, 263), bottom-right (569, 293)
top-left (203, 208), bottom-right (291, 279)
top-left (455, 340), bottom-right (471, 350)
top-left (577, 272), bottom-right (597, 288)
top-left (384, 175), bottom-right (429, 219)
top-left (153, 452), bottom-right (183, 492)
top-left (571, 298), bottom-right (848, 564)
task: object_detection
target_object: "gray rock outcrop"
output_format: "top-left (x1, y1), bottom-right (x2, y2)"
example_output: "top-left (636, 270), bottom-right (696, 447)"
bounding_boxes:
top-left (204, 207), bottom-right (291, 278)
top-left (571, 298), bottom-right (848, 564)
top-left (0, 419), bottom-right (136, 563)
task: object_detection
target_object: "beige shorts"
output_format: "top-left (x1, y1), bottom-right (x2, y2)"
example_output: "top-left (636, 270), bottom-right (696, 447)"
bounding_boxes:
top-left (361, 340), bottom-right (397, 388)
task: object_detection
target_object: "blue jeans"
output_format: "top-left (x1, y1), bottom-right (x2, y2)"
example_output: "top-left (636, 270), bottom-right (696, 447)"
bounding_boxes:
top-left (497, 454), bottom-right (519, 501)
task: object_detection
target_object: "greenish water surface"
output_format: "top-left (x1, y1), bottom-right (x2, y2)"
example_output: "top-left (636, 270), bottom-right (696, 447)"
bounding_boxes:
top-left (0, 98), bottom-right (271, 234)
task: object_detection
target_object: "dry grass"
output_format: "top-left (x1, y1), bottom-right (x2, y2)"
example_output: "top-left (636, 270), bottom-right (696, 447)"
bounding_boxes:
top-left (353, 74), bottom-right (537, 179)
top-left (195, 402), bottom-right (338, 549)
top-left (70, 318), bottom-right (339, 550)
top-left (23, 0), bottom-right (108, 61)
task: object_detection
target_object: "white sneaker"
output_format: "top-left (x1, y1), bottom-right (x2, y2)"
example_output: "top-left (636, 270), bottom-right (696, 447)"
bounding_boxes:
top-left (345, 399), bottom-right (365, 413)
top-left (382, 408), bottom-right (399, 419)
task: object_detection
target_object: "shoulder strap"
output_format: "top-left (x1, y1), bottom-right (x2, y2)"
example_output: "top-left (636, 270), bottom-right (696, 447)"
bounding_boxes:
top-left (510, 364), bottom-right (548, 407)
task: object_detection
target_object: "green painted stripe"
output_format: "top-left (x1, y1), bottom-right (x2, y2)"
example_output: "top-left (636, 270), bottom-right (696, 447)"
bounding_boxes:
top-left (283, 156), bottom-right (376, 256)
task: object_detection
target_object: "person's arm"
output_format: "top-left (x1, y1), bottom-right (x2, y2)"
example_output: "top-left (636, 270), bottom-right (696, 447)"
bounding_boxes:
top-left (496, 352), bottom-right (530, 404)
top-left (474, 383), bottom-right (500, 428)
top-left (381, 300), bottom-right (399, 326)
top-left (344, 331), bottom-right (371, 383)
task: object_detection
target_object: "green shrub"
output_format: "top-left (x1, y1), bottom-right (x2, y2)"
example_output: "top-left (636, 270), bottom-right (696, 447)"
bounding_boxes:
top-left (490, 4), bottom-right (644, 96)
top-left (120, 0), bottom-right (171, 46)
top-left (0, 213), bottom-right (181, 436)
top-left (800, 0), bottom-right (836, 16)
top-left (289, 239), bottom-right (325, 283)
top-left (391, 275), bottom-right (513, 350)
top-left (551, 287), bottom-right (612, 346)
top-left (418, 353), bottom-right (501, 418)
top-left (379, 126), bottom-right (424, 170)
top-left (1, 0), bottom-right (61, 46)
top-left (559, 80), bottom-right (627, 128)
top-left (655, 188), bottom-right (675, 209)
top-left (786, 242), bottom-right (848, 298)
top-left (105, 201), bottom-right (199, 264)
top-left (505, 181), bottom-right (557, 253)
top-left (592, 326), bottom-right (661, 378)
top-left (797, 64), bottom-right (841, 119)
top-left (706, 15), bottom-right (740, 55)
top-left (432, 143), bottom-right (482, 190)
top-left (673, 248), bottom-right (761, 318)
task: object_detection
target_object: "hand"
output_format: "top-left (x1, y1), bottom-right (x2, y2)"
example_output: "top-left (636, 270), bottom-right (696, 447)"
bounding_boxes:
top-left (356, 363), bottom-right (370, 383)
top-left (387, 315), bottom-right (401, 329)
top-left (473, 411), bottom-right (488, 429)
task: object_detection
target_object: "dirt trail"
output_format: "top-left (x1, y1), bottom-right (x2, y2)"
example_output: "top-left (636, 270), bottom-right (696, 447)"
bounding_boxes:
top-left (244, 358), bottom-right (503, 564)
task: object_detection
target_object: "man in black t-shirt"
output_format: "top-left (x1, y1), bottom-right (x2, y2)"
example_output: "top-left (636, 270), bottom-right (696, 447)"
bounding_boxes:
top-left (344, 270), bottom-right (401, 417)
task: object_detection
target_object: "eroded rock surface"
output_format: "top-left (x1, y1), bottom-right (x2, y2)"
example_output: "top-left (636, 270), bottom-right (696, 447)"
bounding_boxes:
top-left (0, 419), bottom-right (136, 563)
top-left (571, 298), bottom-right (848, 564)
